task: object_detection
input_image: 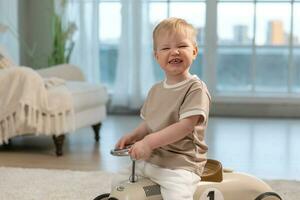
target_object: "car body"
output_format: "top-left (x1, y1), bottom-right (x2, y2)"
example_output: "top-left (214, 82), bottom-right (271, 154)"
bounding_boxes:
top-left (94, 148), bottom-right (282, 200)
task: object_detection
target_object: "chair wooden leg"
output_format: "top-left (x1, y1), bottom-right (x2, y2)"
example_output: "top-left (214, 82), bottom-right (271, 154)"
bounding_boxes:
top-left (92, 122), bottom-right (102, 142)
top-left (52, 135), bottom-right (65, 156)
top-left (3, 139), bottom-right (12, 148)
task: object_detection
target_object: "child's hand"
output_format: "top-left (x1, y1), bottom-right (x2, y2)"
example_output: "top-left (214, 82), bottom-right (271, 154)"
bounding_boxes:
top-left (115, 133), bottom-right (135, 149)
top-left (129, 139), bottom-right (152, 160)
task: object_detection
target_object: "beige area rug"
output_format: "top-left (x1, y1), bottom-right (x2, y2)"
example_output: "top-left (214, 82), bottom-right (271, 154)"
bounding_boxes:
top-left (0, 167), bottom-right (299, 200)
top-left (265, 179), bottom-right (300, 200)
top-left (0, 167), bottom-right (112, 200)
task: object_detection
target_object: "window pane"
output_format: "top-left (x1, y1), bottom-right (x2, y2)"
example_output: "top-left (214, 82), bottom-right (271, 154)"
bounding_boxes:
top-left (169, 2), bottom-right (205, 45)
top-left (293, 48), bottom-right (300, 92)
top-left (149, 2), bottom-right (168, 26)
top-left (99, 2), bottom-right (121, 87)
top-left (256, 3), bottom-right (291, 46)
top-left (190, 50), bottom-right (204, 78)
top-left (218, 3), bottom-right (254, 45)
top-left (219, 0), bottom-right (292, 1)
top-left (169, 0), bottom-right (205, 1)
top-left (218, 0), bottom-right (292, 2)
top-left (293, 4), bottom-right (300, 92)
top-left (255, 48), bottom-right (288, 92)
top-left (257, 0), bottom-right (291, 1)
top-left (218, 0), bottom-right (254, 2)
top-left (99, 2), bottom-right (121, 41)
top-left (294, 3), bottom-right (300, 45)
top-left (217, 47), bottom-right (252, 92)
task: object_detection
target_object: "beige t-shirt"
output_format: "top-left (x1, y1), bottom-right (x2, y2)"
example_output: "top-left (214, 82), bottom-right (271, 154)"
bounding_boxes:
top-left (141, 75), bottom-right (211, 176)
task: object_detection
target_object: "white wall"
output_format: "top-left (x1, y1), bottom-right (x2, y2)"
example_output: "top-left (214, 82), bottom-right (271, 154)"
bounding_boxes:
top-left (18, 0), bottom-right (53, 68)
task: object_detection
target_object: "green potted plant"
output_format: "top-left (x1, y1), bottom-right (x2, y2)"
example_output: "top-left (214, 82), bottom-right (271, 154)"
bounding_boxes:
top-left (48, 0), bottom-right (76, 66)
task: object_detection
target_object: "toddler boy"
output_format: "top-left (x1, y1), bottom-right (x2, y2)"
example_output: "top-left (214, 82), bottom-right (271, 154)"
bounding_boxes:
top-left (115, 17), bottom-right (211, 200)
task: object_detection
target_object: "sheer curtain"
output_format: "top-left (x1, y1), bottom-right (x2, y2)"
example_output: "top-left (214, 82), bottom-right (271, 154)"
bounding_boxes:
top-left (111, 0), bottom-right (155, 111)
top-left (67, 0), bottom-right (155, 110)
top-left (67, 0), bottom-right (100, 83)
top-left (0, 0), bottom-right (19, 64)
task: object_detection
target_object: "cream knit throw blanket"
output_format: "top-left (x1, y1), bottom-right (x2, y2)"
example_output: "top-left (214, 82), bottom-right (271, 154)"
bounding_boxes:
top-left (0, 67), bottom-right (74, 144)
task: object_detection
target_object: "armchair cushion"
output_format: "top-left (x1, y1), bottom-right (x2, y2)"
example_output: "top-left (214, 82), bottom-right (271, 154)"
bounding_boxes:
top-left (37, 64), bottom-right (109, 130)
top-left (66, 81), bottom-right (108, 112)
top-left (37, 64), bottom-right (85, 81)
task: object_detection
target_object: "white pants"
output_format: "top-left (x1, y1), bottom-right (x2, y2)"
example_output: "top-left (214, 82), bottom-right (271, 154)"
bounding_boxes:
top-left (112, 160), bottom-right (200, 200)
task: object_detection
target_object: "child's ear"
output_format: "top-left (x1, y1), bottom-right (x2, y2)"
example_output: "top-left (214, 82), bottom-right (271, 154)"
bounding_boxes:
top-left (193, 46), bottom-right (198, 59)
top-left (153, 50), bottom-right (158, 60)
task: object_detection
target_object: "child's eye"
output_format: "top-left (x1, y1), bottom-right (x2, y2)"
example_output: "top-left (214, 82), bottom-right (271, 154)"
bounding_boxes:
top-left (161, 48), bottom-right (170, 51)
top-left (179, 45), bottom-right (188, 48)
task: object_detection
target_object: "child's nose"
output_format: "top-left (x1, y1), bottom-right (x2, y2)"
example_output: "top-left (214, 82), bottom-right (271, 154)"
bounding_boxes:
top-left (171, 48), bottom-right (180, 55)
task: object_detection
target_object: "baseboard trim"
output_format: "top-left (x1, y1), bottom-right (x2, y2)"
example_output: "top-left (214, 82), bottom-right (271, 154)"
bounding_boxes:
top-left (211, 102), bottom-right (300, 118)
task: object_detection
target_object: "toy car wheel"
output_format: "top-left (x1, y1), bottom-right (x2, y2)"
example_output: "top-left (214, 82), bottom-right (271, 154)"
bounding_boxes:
top-left (255, 192), bottom-right (282, 200)
top-left (93, 193), bottom-right (110, 200)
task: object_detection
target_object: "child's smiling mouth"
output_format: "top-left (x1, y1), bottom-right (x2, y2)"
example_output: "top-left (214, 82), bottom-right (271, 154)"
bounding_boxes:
top-left (168, 58), bottom-right (183, 64)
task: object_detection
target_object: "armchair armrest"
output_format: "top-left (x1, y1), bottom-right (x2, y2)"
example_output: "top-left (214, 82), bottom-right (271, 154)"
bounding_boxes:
top-left (37, 64), bottom-right (85, 81)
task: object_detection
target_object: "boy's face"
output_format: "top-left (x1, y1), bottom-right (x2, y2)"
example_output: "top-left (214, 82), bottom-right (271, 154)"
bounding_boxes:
top-left (154, 30), bottom-right (198, 78)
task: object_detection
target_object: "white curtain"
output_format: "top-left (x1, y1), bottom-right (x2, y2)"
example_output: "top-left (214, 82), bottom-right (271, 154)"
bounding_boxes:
top-left (111, 0), bottom-right (155, 110)
top-left (67, 0), bottom-right (100, 83)
top-left (0, 0), bottom-right (19, 64)
top-left (66, 0), bottom-right (156, 110)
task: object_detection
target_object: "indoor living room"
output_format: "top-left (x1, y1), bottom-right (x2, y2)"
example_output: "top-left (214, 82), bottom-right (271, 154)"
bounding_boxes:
top-left (1, 0), bottom-right (300, 200)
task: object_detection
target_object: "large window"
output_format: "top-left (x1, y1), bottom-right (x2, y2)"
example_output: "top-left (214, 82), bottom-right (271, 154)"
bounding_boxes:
top-left (217, 2), bottom-right (254, 92)
top-left (99, 0), bottom-right (300, 97)
top-left (217, 0), bottom-right (300, 94)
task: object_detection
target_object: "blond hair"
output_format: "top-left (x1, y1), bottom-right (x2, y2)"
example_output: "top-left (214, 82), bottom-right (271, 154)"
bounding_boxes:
top-left (152, 17), bottom-right (198, 50)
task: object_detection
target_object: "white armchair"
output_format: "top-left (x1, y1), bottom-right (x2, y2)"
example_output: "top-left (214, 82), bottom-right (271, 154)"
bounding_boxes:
top-left (36, 64), bottom-right (109, 156)
top-left (0, 45), bottom-right (109, 156)
top-left (0, 61), bottom-right (108, 156)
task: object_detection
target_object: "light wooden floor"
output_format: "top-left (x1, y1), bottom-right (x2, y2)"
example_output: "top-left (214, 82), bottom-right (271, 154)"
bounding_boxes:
top-left (1, 115), bottom-right (300, 180)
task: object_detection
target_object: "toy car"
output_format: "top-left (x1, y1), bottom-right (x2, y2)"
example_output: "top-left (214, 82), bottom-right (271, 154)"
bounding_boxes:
top-left (94, 146), bottom-right (282, 200)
